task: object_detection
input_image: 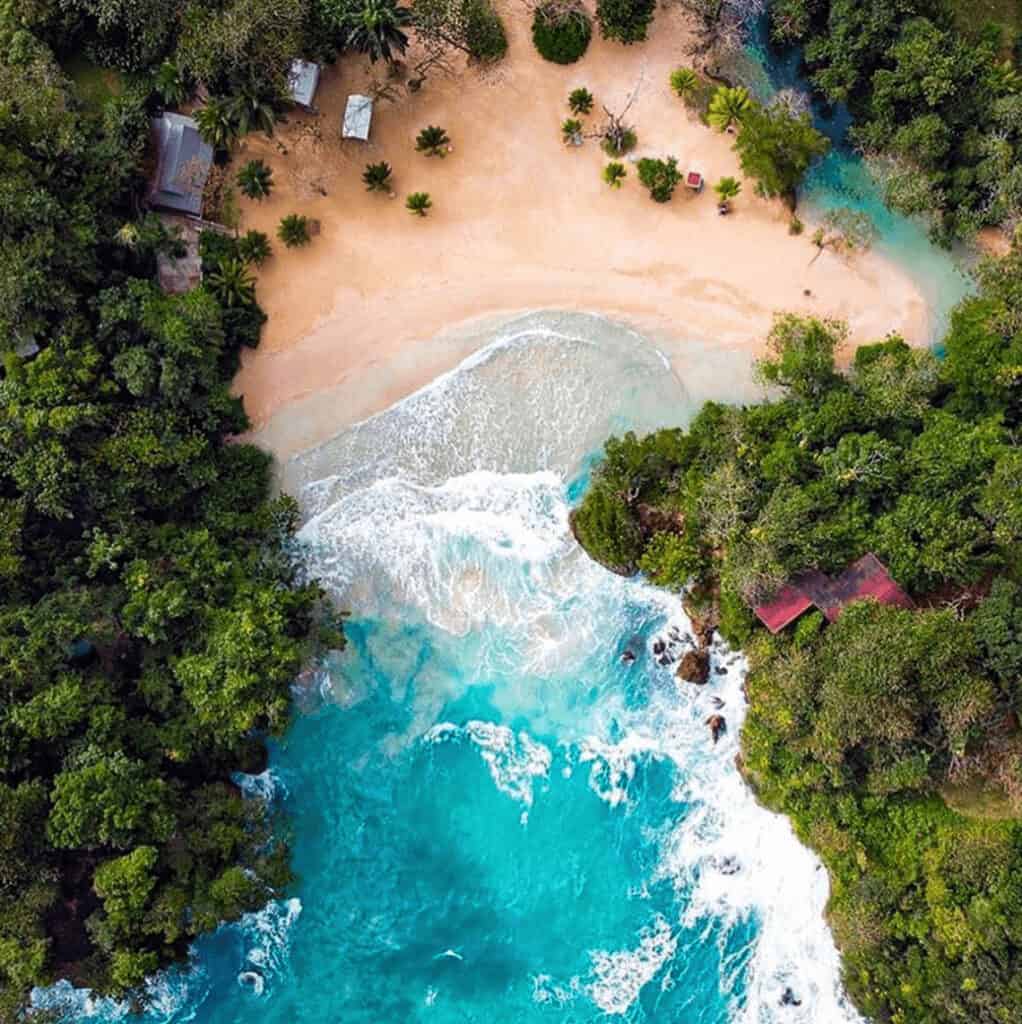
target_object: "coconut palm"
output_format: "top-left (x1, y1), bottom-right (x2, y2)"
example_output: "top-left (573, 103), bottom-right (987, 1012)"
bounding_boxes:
top-left (207, 258), bottom-right (256, 307)
top-left (669, 67), bottom-right (698, 103)
top-left (568, 87), bottom-right (594, 115)
top-left (237, 230), bottom-right (273, 266)
top-left (708, 86), bottom-right (752, 133)
top-left (194, 98), bottom-right (237, 150)
top-left (603, 161), bottom-right (627, 188)
top-left (362, 161), bottom-right (394, 192)
top-left (416, 125), bottom-right (451, 157)
top-left (277, 214), bottom-right (311, 248)
top-left (154, 60), bottom-right (191, 106)
top-left (342, 0), bottom-right (413, 64)
top-left (561, 118), bottom-right (583, 145)
top-left (227, 85), bottom-right (278, 138)
top-left (237, 160), bottom-right (274, 200)
top-left (714, 175), bottom-right (742, 212)
top-left (406, 191), bottom-right (432, 217)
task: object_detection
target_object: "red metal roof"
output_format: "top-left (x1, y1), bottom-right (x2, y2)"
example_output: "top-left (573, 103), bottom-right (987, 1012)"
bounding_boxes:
top-left (752, 554), bottom-right (913, 634)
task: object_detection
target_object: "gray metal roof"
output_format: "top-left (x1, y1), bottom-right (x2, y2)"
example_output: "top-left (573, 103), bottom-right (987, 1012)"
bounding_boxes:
top-left (342, 95), bottom-right (373, 141)
top-left (148, 113), bottom-right (212, 217)
top-left (288, 59), bottom-right (321, 108)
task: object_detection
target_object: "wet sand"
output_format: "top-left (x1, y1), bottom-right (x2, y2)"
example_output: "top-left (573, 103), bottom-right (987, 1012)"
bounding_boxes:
top-left (232, 2), bottom-right (929, 459)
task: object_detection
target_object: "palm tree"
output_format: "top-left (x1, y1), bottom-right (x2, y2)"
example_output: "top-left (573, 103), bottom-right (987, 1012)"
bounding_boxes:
top-left (194, 98), bottom-right (237, 150)
top-left (362, 161), bottom-right (393, 192)
top-left (708, 86), bottom-right (752, 133)
top-left (669, 67), bottom-right (698, 103)
top-left (603, 161), bottom-right (627, 188)
top-left (714, 175), bottom-right (742, 212)
top-left (238, 230), bottom-right (273, 266)
top-left (406, 192), bottom-right (432, 217)
top-left (278, 214), bottom-right (311, 247)
top-left (562, 118), bottom-right (583, 145)
top-left (343, 0), bottom-right (413, 64)
top-left (237, 160), bottom-right (274, 200)
top-left (155, 61), bottom-right (191, 106)
top-left (227, 86), bottom-right (278, 137)
top-left (568, 87), bottom-right (594, 115)
top-left (207, 258), bottom-right (256, 307)
top-left (416, 125), bottom-right (450, 157)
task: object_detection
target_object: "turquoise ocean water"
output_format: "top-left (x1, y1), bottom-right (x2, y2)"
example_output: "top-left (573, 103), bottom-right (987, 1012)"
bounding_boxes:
top-left (36, 29), bottom-right (977, 1024)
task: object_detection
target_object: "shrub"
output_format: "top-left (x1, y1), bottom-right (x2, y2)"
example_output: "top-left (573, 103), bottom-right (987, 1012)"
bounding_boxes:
top-left (596, 0), bottom-right (656, 44)
top-left (406, 191), bottom-right (433, 216)
top-left (562, 118), bottom-right (584, 144)
top-left (462, 0), bottom-right (509, 61)
top-left (236, 159), bottom-right (273, 200)
top-left (601, 126), bottom-right (637, 156)
top-left (637, 156), bottom-right (681, 202)
top-left (568, 87), bottom-right (594, 115)
top-left (237, 230), bottom-right (272, 266)
top-left (638, 531), bottom-right (701, 589)
top-left (531, 3), bottom-right (592, 64)
top-left (362, 161), bottom-right (394, 192)
top-left (277, 214), bottom-right (311, 247)
top-left (789, 215), bottom-right (804, 235)
top-left (416, 125), bottom-right (451, 157)
top-left (603, 161), bottom-right (627, 188)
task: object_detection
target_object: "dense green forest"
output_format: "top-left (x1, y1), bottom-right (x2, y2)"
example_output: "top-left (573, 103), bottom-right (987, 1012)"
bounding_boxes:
top-left (573, 245), bottom-right (1022, 1021)
top-left (769, 0), bottom-right (1022, 244)
top-left (0, 5), bottom-right (361, 1018)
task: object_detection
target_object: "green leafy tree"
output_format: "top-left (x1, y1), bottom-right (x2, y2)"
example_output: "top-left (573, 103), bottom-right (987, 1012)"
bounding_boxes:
top-left (637, 156), bottom-right (682, 202)
top-left (237, 159), bottom-right (274, 200)
top-left (406, 191), bottom-right (433, 216)
top-left (531, 2), bottom-right (592, 63)
top-left (733, 102), bottom-right (830, 199)
top-left (277, 213), bottom-right (311, 247)
top-left (596, 0), bottom-right (656, 44)
top-left (416, 124), bottom-right (451, 156)
top-left (756, 313), bottom-right (846, 400)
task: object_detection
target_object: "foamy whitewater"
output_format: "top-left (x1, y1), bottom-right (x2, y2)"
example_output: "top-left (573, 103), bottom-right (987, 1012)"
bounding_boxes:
top-left (34, 312), bottom-right (866, 1024)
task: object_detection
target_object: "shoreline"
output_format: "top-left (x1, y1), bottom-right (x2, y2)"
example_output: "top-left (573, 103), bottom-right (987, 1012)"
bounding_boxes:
top-left (232, 2), bottom-right (931, 465)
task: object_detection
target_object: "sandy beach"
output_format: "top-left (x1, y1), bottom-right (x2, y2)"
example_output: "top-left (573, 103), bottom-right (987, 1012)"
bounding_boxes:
top-left (233, 1), bottom-right (929, 458)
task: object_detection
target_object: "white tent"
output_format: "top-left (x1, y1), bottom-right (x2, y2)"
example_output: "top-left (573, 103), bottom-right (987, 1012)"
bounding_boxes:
top-left (288, 59), bottom-right (321, 109)
top-left (342, 95), bottom-right (373, 141)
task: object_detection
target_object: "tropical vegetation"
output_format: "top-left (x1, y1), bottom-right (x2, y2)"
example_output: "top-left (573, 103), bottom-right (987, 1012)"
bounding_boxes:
top-left (572, 245), bottom-right (1022, 1024)
top-left (603, 161), bottom-right (627, 188)
top-left (531, 2), bottom-right (593, 64)
top-left (278, 213), bottom-right (313, 248)
top-left (596, 0), bottom-right (656, 44)
top-left (568, 86), bottom-right (595, 115)
top-left (237, 159), bottom-right (274, 200)
top-left (406, 191), bottom-right (433, 216)
top-left (637, 156), bottom-right (682, 203)
top-left (0, 25), bottom-right (342, 1016)
top-left (416, 124), bottom-right (451, 157)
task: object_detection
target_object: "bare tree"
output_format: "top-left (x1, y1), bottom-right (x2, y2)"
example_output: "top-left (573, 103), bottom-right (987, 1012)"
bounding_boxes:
top-left (586, 73), bottom-right (643, 154)
top-left (677, 0), bottom-right (764, 73)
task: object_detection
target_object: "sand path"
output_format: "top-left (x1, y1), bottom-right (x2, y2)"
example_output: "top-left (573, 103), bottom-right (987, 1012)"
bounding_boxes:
top-left (232, 2), bottom-right (928, 458)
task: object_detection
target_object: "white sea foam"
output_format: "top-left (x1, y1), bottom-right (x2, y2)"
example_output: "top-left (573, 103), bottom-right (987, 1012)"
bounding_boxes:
top-left (234, 768), bottom-right (287, 803)
top-left (588, 914), bottom-right (678, 1015)
top-left (424, 720), bottom-right (552, 810)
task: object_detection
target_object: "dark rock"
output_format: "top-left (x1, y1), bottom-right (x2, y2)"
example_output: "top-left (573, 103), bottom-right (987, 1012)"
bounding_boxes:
top-left (653, 639), bottom-right (666, 656)
top-left (711, 696), bottom-right (725, 709)
top-left (657, 655), bottom-right (671, 667)
top-left (717, 855), bottom-right (740, 876)
top-left (677, 648), bottom-right (710, 685)
top-left (621, 650), bottom-right (636, 664)
top-left (705, 714), bottom-right (726, 743)
top-left (714, 664), bottom-right (727, 675)
top-left (780, 987), bottom-right (802, 1007)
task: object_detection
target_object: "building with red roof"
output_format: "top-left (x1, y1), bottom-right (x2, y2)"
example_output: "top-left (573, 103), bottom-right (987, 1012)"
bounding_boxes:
top-left (753, 554), bottom-right (914, 634)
